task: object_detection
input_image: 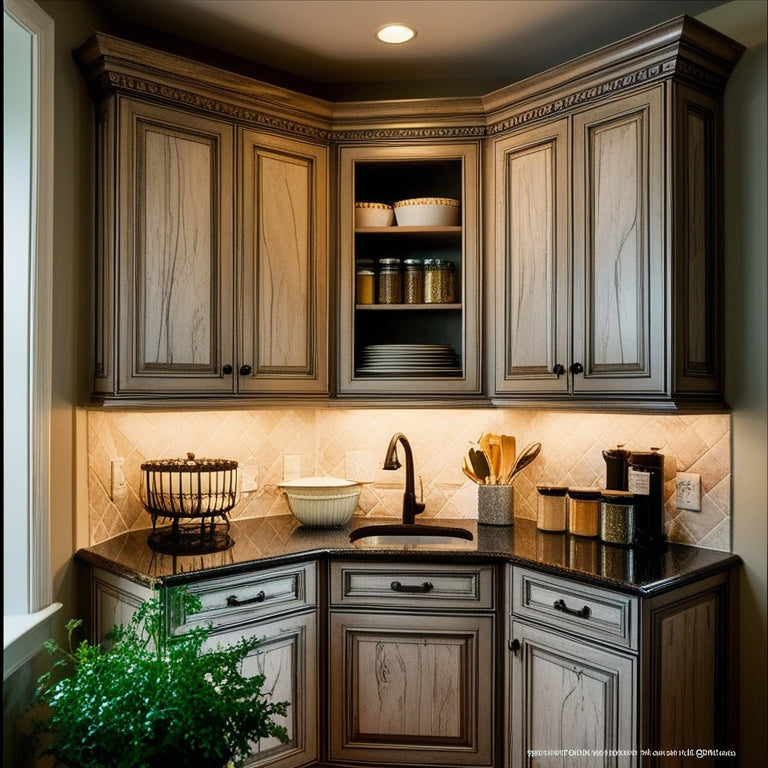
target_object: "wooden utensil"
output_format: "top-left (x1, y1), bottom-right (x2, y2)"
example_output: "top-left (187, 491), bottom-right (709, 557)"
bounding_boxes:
top-left (468, 448), bottom-right (491, 484)
top-left (462, 456), bottom-right (482, 484)
top-left (505, 442), bottom-right (541, 484)
top-left (500, 434), bottom-right (516, 483)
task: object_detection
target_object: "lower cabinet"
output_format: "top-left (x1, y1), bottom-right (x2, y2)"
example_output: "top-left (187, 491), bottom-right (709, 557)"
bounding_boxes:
top-left (89, 563), bottom-right (318, 768)
top-left (328, 560), bottom-right (497, 767)
top-left (509, 566), bottom-right (738, 768)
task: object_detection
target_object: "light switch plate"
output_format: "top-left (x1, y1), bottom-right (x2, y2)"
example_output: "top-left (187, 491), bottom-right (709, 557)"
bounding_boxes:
top-left (283, 454), bottom-right (301, 481)
top-left (346, 450), bottom-right (377, 483)
top-left (110, 458), bottom-right (126, 501)
top-left (676, 472), bottom-right (701, 511)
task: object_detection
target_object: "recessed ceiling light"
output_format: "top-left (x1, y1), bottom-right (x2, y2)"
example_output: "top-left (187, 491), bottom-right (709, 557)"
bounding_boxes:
top-left (376, 23), bottom-right (417, 45)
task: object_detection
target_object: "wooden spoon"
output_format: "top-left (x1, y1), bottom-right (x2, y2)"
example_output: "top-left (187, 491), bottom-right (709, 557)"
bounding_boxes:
top-left (468, 448), bottom-right (491, 484)
top-left (500, 434), bottom-right (516, 483)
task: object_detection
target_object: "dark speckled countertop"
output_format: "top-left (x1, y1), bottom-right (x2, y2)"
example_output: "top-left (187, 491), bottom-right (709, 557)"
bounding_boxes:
top-left (75, 515), bottom-right (741, 597)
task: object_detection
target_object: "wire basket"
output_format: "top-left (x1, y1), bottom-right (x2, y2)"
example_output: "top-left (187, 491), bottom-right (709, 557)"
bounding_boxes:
top-left (140, 453), bottom-right (239, 528)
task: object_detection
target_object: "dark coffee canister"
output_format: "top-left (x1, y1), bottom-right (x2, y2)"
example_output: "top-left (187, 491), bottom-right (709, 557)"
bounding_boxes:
top-left (627, 448), bottom-right (666, 546)
top-left (602, 445), bottom-right (630, 491)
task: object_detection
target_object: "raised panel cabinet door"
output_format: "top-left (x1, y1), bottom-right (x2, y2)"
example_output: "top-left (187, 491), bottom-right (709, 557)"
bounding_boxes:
top-left (329, 611), bottom-right (494, 766)
top-left (510, 620), bottom-right (637, 768)
top-left (117, 99), bottom-right (235, 393)
top-left (212, 611), bottom-right (318, 768)
top-left (492, 120), bottom-right (570, 394)
top-left (572, 87), bottom-right (665, 395)
top-left (239, 130), bottom-right (329, 394)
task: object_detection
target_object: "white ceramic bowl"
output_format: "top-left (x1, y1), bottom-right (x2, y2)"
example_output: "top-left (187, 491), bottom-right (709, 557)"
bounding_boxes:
top-left (393, 197), bottom-right (460, 227)
top-left (279, 476), bottom-right (362, 527)
top-left (355, 202), bottom-right (394, 227)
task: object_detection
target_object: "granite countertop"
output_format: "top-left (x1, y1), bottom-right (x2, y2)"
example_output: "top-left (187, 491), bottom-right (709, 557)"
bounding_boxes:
top-left (75, 514), bottom-right (741, 597)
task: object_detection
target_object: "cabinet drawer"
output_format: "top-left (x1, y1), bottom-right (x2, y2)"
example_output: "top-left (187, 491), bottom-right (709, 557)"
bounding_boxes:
top-left (511, 567), bottom-right (638, 651)
top-left (173, 560), bottom-right (317, 633)
top-left (330, 561), bottom-right (495, 610)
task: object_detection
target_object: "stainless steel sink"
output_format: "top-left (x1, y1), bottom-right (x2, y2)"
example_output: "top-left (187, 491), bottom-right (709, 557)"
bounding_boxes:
top-left (349, 523), bottom-right (475, 550)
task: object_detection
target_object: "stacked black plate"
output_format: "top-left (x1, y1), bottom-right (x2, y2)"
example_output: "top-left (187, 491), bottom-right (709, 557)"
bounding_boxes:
top-left (356, 344), bottom-right (461, 376)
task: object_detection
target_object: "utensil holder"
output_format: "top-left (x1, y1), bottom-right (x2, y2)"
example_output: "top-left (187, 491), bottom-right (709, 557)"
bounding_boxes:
top-left (478, 484), bottom-right (514, 526)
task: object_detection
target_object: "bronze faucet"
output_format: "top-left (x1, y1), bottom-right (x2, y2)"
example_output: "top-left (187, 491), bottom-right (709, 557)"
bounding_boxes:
top-left (383, 432), bottom-right (425, 525)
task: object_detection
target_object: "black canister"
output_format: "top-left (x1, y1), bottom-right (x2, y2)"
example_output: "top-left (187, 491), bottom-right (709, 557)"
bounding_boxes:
top-left (627, 448), bottom-right (666, 546)
top-left (602, 445), bottom-right (630, 490)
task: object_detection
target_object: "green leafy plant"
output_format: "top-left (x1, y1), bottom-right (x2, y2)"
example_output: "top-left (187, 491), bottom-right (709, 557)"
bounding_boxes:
top-left (31, 587), bottom-right (289, 768)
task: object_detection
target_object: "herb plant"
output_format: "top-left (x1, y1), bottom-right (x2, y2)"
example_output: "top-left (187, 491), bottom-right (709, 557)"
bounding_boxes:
top-left (32, 587), bottom-right (289, 768)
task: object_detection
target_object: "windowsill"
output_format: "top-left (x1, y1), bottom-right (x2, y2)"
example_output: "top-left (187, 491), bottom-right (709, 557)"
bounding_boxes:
top-left (3, 603), bottom-right (62, 680)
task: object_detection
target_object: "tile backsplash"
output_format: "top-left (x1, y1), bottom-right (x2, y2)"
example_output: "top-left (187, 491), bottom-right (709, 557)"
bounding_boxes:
top-left (87, 408), bottom-right (731, 551)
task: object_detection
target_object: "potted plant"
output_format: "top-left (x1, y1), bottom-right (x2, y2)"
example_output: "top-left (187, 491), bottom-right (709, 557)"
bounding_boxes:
top-left (31, 587), bottom-right (289, 768)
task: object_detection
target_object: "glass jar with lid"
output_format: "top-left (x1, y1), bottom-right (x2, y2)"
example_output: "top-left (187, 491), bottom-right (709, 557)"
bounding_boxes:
top-left (377, 258), bottom-right (402, 304)
top-left (424, 259), bottom-right (455, 303)
top-left (536, 485), bottom-right (568, 532)
top-left (403, 259), bottom-right (424, 304)
top-left (567, 487), bottom-right (601, 537)
top-left (355, 259), bottom-right (376, 305)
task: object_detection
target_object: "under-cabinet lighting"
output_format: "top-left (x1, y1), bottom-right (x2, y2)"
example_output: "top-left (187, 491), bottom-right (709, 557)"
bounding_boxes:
top-left (375, 23), bottom-right (417, 45)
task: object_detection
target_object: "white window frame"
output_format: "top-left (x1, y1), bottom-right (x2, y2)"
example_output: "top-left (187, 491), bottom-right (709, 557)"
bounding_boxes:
top-left (3, 0), bottom-right (59, 680)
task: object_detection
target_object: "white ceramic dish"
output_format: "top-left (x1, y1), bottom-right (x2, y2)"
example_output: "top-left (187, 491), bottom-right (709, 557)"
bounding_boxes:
top-left (355, 202), bottom-right (394, 227)
top-left (393, 197), bottom-right (460, 227)
top-left (279, 476), bottom-right (362, 527)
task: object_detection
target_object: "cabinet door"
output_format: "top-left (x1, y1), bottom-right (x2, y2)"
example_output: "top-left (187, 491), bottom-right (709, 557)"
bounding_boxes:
top-left (213, 611), bottom-right (318, 768)
top-left (239, 130), bottom-right (329, 394)
top-left (337, 143), bottom-right (482, 397)
top-left (510, 620), bottom-right (637, 768)
top-left (117, 98), bottom-right (235, 393)
top-left (492, 120), bottom-right (570, 394)
top-left (329, 611), bottom-right (494, 766)
top-left (572, 87), bottom-right (665, 395)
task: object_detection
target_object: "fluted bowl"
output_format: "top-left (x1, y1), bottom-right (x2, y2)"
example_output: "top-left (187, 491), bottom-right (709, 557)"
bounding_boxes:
top-left (279, 477), bottom-right (362, 527)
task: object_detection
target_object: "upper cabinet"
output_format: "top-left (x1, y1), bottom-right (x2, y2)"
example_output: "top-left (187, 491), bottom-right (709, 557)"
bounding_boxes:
top-left (337, 143), bottom-right (482, 397)
top-left (486, 16), bottom-right (743, 409)
top-left (76, 34), bottom-right (331, 402)
top-left (76, 16), bottom-right (743, 409)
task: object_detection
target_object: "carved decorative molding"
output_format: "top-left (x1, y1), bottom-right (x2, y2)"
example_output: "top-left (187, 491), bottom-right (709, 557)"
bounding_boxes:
top-left (103, 72), bottom-right (333, 141)
top-left (331, 125), bottom-right (487, 142)
top-left (487, 60), bottom-right (674, 135)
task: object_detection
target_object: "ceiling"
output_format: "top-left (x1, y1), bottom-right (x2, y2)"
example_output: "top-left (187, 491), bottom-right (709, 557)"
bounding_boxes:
top-left (96, 0), bottom-right (728, 99)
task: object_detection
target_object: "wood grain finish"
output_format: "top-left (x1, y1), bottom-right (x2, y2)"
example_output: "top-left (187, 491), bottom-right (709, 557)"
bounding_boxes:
top-left (511, 620), bottom-right (636, 768)
top-left (239, 130), bottom-right (329, 393)
top-left (118, 99), bottom-right (234, 393)
top-left (572, 87), bottom-right (665, 393)
top-left (493, 120), bottom-right (569, 393)
top-left (330, 611), bottom-right (494, 766)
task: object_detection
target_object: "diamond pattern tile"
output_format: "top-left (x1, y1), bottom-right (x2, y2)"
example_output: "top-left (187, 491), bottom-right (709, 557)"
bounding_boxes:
top-left (87, 409), bottom-right (732, 551)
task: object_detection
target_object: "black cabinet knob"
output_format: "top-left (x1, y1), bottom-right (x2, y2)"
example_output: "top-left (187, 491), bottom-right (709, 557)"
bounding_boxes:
top-left (509, 638), bottom-right (521, 655)
top-left (570, 362), bottom-right (584, 375)
top-left (222, 364), bottom-right (233, 375)
top-left (239, 364), bottom-right (252, 376)
top-left (552, 364), bottom-right (565, 376)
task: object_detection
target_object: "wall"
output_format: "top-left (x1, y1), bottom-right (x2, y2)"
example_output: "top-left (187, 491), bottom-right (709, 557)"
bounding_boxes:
top-left (3, 1), bottom-right (764, 766)
top-left (698, 1), bottom-right (768, 762)
top-left (87, 409), bottom-right (732, 549)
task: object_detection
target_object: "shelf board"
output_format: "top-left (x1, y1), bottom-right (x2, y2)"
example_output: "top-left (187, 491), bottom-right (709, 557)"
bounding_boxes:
top-left (355, 303), bottom-right (462, 310)
top-left (355, 225), bottom-right (461, 234)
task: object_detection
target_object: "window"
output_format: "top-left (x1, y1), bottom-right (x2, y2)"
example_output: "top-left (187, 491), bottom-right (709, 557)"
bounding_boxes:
top-left (3, 0), bottom-right (59, 679)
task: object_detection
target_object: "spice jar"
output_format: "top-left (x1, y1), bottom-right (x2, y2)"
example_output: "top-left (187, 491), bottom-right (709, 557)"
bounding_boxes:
top-left (600, 490), bottom-right (636, 546)
top-left (424, 259), bottom-right (455, 303)
top-left (377, 258), bottom-right (402, 304)
top-left (355, 259), bottom-right (375, 305)
top-left (403, 259), bottom-right (424, 304)
top-left (567, 488), bottom-right (601, 537)
top-left (536, 485), bottom-right (568, 532)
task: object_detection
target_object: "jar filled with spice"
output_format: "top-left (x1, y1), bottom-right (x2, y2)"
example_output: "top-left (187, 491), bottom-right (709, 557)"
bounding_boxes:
top-left (536, 485), bottom-right (568, 532)
top-left (424, 259), bottom-right (455, 303)
top-left (600, 490), bottom-right (636, 546)
top-left (377, 258), bottom-right (402, 304)
top-left (403, 259), bottom-right (424, 304)
top-left (567, 488), bottom-right (601, 537)
top-left (355, 259), bottom-right (376, 305)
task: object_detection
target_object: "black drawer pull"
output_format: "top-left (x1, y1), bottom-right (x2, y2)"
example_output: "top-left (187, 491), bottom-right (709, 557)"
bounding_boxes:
top-left (226, 590), bottom-right (266, 607)
top-left (390, 580), bottom-right (433, 594)
top-left (553, 598), bottom-right (591, 619)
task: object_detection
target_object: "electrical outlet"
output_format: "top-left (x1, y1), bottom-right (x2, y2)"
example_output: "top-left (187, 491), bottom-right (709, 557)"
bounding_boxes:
top-left (283, 454), bottom-right (301, 481)
top-left (110, 458), bottom-right (126, 501)
top-left (676, 472), bottom-right (701, 511)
